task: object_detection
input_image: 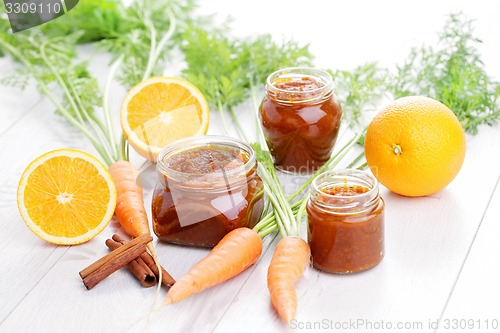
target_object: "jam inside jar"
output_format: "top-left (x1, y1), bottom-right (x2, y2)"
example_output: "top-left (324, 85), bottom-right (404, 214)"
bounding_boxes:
top-left (152, 136), bottom-right (264, 247)
top-left (259, 67), bottom-right (342, 174)
top-left (307, 169), bottom-right (385, 273)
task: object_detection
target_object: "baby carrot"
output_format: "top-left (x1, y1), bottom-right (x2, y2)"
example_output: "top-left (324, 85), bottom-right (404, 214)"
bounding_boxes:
top-left (267, 236), bottom-right (310, 323)
top-left (165, 227), bottom-right (262, 304)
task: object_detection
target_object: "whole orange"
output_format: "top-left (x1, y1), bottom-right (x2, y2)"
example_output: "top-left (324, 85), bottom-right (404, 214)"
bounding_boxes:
top-left (364, 96), bottom-right (466, 197)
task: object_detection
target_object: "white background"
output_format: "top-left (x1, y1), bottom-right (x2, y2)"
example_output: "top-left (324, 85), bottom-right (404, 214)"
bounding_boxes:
top-left (1, 1), bottom-right (500, 332)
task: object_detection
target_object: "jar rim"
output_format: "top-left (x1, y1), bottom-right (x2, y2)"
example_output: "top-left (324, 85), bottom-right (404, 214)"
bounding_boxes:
top-left (310, 169), bottom-right (380, 211)
top-left (265, 67), bottom-right (334, 102)
top-left (156, 135), bottom-right (256, 184)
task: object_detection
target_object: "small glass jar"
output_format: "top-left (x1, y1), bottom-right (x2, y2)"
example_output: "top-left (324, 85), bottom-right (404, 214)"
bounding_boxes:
top-left (259, 67), bottom-right (342, 174)
top-left (152, 135), bottom-right (264, 247)
top-left (307, 169), bottom-right (384, 273)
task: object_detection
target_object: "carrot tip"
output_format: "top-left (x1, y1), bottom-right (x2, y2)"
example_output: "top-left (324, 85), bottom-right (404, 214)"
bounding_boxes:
top-left (162, 298), bottom-right (173, 306)
top-left (282, 312), bottom-right (293, 324)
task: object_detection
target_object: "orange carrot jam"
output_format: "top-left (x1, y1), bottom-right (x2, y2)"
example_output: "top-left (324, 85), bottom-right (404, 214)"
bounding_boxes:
top-left (307, 171), bottom-right (385, 273)
top-left (321, 185), bottom-right (370, 197)
top-left (153, 139), bottom-right (264, 247)
top-left (259, 68), bottom-right (342, 173)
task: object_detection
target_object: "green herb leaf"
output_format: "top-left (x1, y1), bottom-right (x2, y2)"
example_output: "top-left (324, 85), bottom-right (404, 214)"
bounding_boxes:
top-left (391, 12), bottom-right (500, 134)
top-left (243, 34), bottom-right (314, 86)
top-left (181, 26), bottom-right (249, 109)
top-left (41, 0), bottom-right (129, 43)
top-left (329, 62), bottom-right (388, 129)
top-left (60, 61), bottom-right (101, 119)
top-left (99, 0), bottom-right (197, 88)
top-left (0, 29), bottom-right (81, 93)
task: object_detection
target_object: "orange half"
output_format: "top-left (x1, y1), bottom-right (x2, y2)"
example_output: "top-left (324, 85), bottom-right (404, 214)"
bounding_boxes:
top-left (121, 76), bottom-right (210, 162)
top-left (17, 149), bottom-right (117, 245)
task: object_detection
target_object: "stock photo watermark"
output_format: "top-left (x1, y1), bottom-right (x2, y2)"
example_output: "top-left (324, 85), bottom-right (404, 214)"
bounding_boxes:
top-left (3, 0), bottom-right (79, 32)
top-left (290, 318), bottom-right (500, 331)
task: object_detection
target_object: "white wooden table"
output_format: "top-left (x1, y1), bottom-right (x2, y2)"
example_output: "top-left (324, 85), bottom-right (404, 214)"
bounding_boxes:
top-left (1, 1), bottom-right (500, 332)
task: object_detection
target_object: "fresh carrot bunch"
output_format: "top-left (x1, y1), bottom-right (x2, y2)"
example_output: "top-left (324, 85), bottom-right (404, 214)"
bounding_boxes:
top-left (164, 122), bottom-right (365, 322)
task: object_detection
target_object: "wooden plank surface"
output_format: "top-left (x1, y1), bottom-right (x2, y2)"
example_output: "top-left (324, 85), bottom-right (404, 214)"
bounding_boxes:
top-left (0, 105), bottom-right (95, 321)
top-left (438, 177), bottom-right (500, 333)
top-left (0, 59), bottom-right (43, 137)
top-left (211, 126), bottom-right (500, 333)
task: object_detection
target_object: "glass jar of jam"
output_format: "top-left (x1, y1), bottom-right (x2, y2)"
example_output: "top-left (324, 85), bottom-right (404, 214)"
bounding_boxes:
top-left (259, 67), bottom-right (342, 174)
top-left (307, 169), bottom-right (384, 273)
top-left (152, 136), bottom-right (264, 247)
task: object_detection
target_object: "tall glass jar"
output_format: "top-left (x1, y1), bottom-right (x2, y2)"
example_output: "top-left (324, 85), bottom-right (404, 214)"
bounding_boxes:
top-left (259, 67), bottom-right (342, 174)
top-left (307, 169), bottom-right (385, 273)
top-left (152, 136), bottom-right (264, 247)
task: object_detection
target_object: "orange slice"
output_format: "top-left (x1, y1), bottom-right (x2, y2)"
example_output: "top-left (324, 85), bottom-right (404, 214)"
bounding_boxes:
top-left (121, 76), bottom-right (210, 162)
top-left (17, 149), bottom-right (117, 245)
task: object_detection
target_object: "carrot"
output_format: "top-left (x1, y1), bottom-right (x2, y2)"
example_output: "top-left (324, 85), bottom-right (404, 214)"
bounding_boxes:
top-left (268, 236), bottom-right (310, 323)
top-left (108, 160), bottom-right (162, 289)
top-left (165, 227), bottom-right (262, 304)
top-left (108, 161), bottom-right (149, 238)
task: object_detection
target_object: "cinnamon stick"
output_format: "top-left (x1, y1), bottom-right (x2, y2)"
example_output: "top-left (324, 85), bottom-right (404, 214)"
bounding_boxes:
top-left (105, 238), bottom-right (157, 288)
top-left (112, 234), bottom-right (176, 287)
top-left (79, 234), bottom-right (152, 290)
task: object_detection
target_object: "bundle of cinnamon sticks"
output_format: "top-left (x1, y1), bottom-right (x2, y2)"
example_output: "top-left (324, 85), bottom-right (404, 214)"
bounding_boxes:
top-left (79, 234), bottom-right (175, 290)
